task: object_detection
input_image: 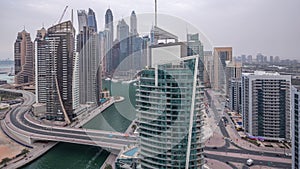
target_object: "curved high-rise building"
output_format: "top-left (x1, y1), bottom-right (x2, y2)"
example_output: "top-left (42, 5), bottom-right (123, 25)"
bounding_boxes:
top-left (137, 54), bottom-right (205, 168)
top-left (46, 21), bottom-right (75, 123)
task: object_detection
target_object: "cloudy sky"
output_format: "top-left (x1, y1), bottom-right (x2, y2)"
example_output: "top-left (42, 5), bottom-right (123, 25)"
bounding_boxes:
top-left (0, 0), bottom-right (299, 60)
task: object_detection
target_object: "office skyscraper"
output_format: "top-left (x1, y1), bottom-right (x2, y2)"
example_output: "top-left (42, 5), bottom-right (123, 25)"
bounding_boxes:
top-left (242, 71), bottom-right (291, 140)
top-left (46, 21), bottom-right (75, 123)
top-left (77, 8), bottom-right (100, 105)
top-left (14, 29), bottom-right (34, 84)
top-left (137, 43), bottom-right (205, 169)
top-left (213, 47), bottom-right (232, 92)
top-left (292, 86), bottom-right (300, 169)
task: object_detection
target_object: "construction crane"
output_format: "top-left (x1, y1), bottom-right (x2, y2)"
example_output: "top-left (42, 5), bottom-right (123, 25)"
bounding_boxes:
top-left (58, 6), bottom-right (68, 24)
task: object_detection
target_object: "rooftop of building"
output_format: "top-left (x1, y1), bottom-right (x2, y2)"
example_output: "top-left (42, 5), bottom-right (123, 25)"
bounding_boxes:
top-left (150, 41), bottom-right (185, 48)
top-left (254, 71), bottom-right (280, 76)
top-left (243, 71), bottom-right (281, 76)
top-left (32, 103), bottom-right (46, 108)
top-left (293, 85), bottom-right (300, 91)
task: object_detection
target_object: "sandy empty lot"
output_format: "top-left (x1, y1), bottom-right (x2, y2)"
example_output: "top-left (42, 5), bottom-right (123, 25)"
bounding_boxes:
top-left (0, 129), bottom-right (24, 160)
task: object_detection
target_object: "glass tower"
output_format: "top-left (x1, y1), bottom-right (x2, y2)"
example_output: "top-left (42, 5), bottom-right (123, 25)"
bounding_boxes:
top-left (136, 56), bottom-right (205, 169)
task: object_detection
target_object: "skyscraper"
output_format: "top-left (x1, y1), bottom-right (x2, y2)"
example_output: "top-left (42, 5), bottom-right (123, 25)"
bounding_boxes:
top-left (77, 8), bottom-right (100, 105)
top-left (130, 11), bottom-right (138, 36)
top-left (35, 27), bottom-right (48, 103)
top-left (225, 62), bottom-right (242, 96)
top-left (14, 29), bottom-right (34, 84)
top-left (117, 19), bottom-right (130, 70)
top-left (137, 43), bottom-right (205, 168)
top-left (242, 71), bottom-right (291, 140)
top-left (104, 8), bottom-right (114, 76)
top-left (226, 62), bottom-right (242, 113)
top-left (46, 21), bottom-right (75, 123)
top-left (229, 78), bottom-right (242, 113)
top-left (87, 8), bottom-right (97, 32)
top-left (77, 10), bottom-right (88, 33)
top-left (187, 33), bottom-right (204, 82)
top-left (213, 47), bottom-right (232, 92)
top-left (292, 86), bottom-right (300, 169)
top-left (203, 51), bottom-right (213, 88)
top-left (129, 11), bottom-right (143, 72)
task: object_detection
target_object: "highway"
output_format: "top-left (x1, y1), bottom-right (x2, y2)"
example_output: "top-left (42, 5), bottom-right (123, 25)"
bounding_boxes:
top-left (1, 88), bottom-right (136, 153)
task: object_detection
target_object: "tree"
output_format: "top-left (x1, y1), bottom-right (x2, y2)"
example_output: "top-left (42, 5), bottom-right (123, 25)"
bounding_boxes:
top-left (131, 124), bottom-right (137, 131)
top-left (21, 148), bottom-right (29, 155)
top-left (104, 164), bottom-right (113, 169)
top-left (0, 157), bottom-right (11, 165)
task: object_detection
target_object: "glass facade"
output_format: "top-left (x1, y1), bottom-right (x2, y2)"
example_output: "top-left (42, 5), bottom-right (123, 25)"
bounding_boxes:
top-left (136, 58), bottom-right (205, 169)
top-left (292, 87), bottom-right (300, 169)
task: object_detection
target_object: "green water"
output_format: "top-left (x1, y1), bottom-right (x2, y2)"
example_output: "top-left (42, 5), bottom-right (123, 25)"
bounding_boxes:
top-left (22, 80), bottom-right (137, 169)
top-left (22, 143), bottom-right (109, 169)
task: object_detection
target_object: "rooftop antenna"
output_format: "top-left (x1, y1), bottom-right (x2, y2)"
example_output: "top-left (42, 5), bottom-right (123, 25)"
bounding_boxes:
top-left (71, 9), bottom-right (73, 25)
top-left (186, 25), bottom-right (189, 42)
top-left (155, 0), bottom-right (157, 27)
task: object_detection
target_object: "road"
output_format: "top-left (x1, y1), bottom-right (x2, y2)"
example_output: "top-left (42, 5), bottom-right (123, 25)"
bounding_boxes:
top-left (204, 89), bottom-right (291, 168)
top-left (1, 88), bottom-right (136, 152)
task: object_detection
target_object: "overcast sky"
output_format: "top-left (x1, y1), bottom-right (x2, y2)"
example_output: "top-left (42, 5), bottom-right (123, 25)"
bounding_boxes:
top-left (0, 0), bottom-right (299, 60)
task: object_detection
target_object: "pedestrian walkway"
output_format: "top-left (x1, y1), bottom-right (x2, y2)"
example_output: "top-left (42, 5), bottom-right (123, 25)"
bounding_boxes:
top-left (100, 154), bottom-right (117, 169)
top-left (205, 158), bottom-right (232, 169)
top-left (205, 132), bottom-right (226, 147)
top-left (2, 142), bottom-right (57, 169)
top-left (224, 116), bottom-right (289, 154)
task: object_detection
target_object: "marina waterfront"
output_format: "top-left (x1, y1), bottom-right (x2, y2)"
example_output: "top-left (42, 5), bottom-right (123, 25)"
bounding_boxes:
top-left (0, 62), bottom-right (14, 83)
top-left (22, 80), bottom-right (137, 169)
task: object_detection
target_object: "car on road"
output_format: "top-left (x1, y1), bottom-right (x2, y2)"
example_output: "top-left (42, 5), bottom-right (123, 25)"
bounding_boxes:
top-left (285, 153), bottom-right (292, 157)
top-left (246, 159), bottom-right (253, 166)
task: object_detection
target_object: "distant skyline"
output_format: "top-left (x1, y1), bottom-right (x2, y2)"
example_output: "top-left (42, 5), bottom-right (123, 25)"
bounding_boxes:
top-left (0, 0), bottom-right (299, 60)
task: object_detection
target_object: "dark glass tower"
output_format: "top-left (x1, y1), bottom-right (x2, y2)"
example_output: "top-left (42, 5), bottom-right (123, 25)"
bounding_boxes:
top-left (46, 21), bottom-right (75, 123)
top-left (87, 8), bottom-right (97, 32)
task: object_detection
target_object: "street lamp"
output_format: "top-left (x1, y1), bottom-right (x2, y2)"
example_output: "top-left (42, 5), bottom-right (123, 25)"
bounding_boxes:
top-left (280, 140), bottom-right (285, 155)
